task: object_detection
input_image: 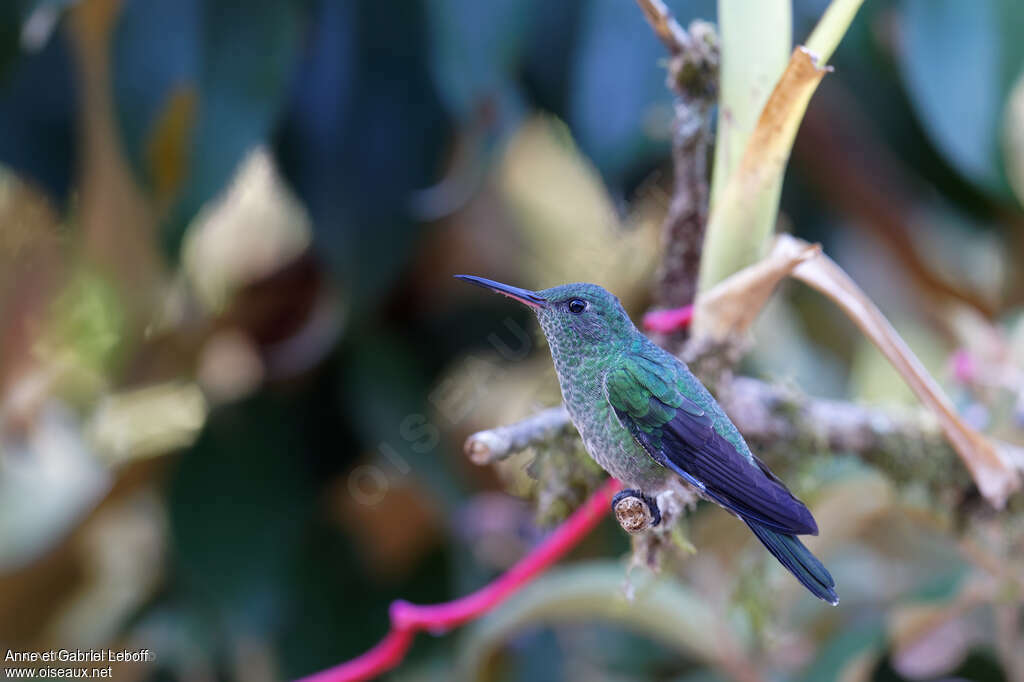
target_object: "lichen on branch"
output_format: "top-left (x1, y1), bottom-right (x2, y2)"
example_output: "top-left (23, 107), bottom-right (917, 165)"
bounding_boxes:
top-left (462, 375), bottom-right (1019, 516)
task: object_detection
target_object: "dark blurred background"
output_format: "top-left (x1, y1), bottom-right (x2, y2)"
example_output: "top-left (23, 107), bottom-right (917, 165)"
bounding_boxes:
top-left (1, 0), bottom-right (1023, 680)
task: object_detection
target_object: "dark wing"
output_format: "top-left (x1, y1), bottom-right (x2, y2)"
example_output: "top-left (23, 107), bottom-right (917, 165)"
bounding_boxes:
top-left (604, 354), bottom-right (818, 536)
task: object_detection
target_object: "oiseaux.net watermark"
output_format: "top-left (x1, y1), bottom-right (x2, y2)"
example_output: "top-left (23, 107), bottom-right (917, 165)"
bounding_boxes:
top-left (3, 649), bottom-right (153, 678)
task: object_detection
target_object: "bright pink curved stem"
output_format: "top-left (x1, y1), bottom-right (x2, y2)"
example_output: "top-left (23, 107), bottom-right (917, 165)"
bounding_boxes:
top-left (296, 478), bottom-right (622, 682)
top-left (642, 305), bottom-right (694, 334)
top-left (392, 477), bottom-right (622, 632)
top-left (299, 629), bottom-right (414, 682)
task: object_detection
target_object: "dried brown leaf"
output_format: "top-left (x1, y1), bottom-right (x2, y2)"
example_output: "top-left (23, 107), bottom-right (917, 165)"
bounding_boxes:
top-left (693, 237), bottom-right (820, 341)
top-left (780, 235), bottom-right (1021, 507)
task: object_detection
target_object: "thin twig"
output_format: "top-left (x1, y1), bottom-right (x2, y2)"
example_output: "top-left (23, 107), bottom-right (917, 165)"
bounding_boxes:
top-left (635, 6), bottom-right (719, 334)
top-left (635, 0), bottom-right (691, 54)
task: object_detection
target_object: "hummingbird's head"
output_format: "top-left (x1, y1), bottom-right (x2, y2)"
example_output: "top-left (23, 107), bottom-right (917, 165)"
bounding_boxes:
top-left (454, 276), bottom-right (635, 352)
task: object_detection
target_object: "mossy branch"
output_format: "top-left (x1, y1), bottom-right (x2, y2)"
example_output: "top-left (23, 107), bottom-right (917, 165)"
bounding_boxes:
top-left (461, 376), bottom-right (1009, 509)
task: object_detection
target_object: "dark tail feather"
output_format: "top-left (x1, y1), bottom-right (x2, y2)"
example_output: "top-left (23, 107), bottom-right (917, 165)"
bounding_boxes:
top-left (745, 520), bottom-right (839, 606)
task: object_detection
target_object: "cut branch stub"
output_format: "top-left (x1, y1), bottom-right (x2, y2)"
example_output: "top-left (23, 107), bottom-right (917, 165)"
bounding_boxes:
top-left (614, 493), bottom-right (655, 534)
top-left (464, 405), bottom-right (573, 465)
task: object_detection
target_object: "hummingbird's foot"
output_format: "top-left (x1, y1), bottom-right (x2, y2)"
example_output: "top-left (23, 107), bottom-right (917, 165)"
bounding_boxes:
top-left (612, 489), bottom-right (662, 533)
top-left (644, 493), bottom-right (662, 526)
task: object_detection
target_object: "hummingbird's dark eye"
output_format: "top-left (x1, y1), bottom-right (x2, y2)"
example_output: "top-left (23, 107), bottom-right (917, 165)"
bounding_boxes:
top-left (567, 298), bottom-right (587, 314)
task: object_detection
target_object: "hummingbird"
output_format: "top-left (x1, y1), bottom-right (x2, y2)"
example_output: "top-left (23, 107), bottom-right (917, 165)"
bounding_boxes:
top-left (456, 275), bottom-right (838, 605)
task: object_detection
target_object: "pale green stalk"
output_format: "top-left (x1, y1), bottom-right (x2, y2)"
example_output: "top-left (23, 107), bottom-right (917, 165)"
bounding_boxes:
top-left (698, 0), bottom-right (865, 292)
top-left (708, 0), bottom-right (791, 211)
top-left (806, 0), bottom-right (867, 66)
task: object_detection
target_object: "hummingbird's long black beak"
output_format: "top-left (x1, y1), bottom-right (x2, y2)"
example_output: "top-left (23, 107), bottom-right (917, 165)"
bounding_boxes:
top-left (454, 275), bottom-right (547, 309)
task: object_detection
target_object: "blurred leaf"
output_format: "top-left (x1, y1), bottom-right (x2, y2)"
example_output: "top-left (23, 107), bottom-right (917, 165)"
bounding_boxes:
top-left (420, 0), bottom-right (531, 219)
top-left (88, 381), bottom-right (206, 464)
top-left (111, 1), bottom-right (197, 172)
top-left (47, 490), bottom-right (166, 646)
top-left (909, 564), bottom-right (969, 603)
top-left (169, 394), bottom-right (314, 633)
top-left (799, 621), bottom-right (885, 682)
top-left (144, 85), bottom-right (197, 209)
top-left (182, 147), bottom-right (313, 311)
top-left (112, 0), bottom-right (304, 256)
top-left (40, 268), bottom-right (125, 379)
top-left (520, 0), bottom-right (587, 117)
top-left (0, 6), bottom-right (20, 77)
top-left (0, 1), bottom-right (78, 75)
top-left (341, 333), bottom-right (465, 511)
top-left (889, 592), bottom-right (984, 680)
top-left (0, 26), bottom-right (76, 201)
top-left (425, 0), bottom-right (534, 120)
top-left (274, 0), bottom-right (448, 305)
top-left (0, 403), bottom-right (109, 570)
top-left (1003, 72), bottom-right (1024, 206)
top-left (900, 0), bottom-right (1024, 201)
top-left (498, 116), bottom-right (661, 294)
top-left (458, 561), bottom-right (750, 679)
top-left (945, 650), bottom-right (1011, 682)
top-left (568, 0), bottom-right (715, 189)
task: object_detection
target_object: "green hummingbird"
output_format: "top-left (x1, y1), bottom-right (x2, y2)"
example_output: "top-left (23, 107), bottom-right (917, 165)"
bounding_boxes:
top-left (457, 275), bottom-right (838, 605)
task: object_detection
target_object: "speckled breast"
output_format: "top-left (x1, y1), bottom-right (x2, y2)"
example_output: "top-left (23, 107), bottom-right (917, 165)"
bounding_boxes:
top-left (548, 346), bottom-right (668, 491)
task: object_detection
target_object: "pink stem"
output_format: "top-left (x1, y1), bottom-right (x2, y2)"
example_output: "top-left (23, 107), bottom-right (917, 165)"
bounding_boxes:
top-left (299, 629), bottom-right (414, 682)
top-left (296, 478), bottom-right (623, 682)
top-left (642, 305), bottom-right (694, 334)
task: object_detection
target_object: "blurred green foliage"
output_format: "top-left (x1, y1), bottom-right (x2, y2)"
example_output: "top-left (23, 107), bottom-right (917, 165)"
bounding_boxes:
top-left (901, 0), bottom-right (1024, 201)
top-left (1, 1), bottom-right (1024, 681)
top-left (113, 0), bottom-right (304, 255)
